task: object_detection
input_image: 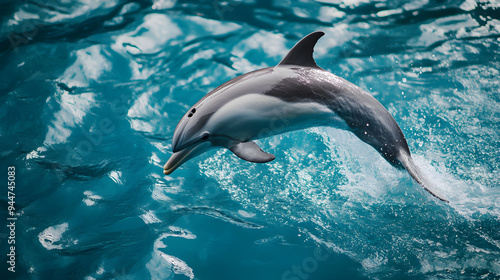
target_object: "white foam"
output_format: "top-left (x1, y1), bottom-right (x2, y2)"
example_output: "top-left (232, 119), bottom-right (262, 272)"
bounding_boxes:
top-left (140, 210), bottom-right (162, 224)
top-left (413, 154), bottom-right (500, 219)
top-left (159, 253), bottom-right (194, 280)
top-left (146, 228), bottom-right (196, 279)
top-left (108, 170), bottom-right (123, 185)
top-left (83, 190), bottom-right (102, 206)
top-left (38, 223), bottom-right (75, 250)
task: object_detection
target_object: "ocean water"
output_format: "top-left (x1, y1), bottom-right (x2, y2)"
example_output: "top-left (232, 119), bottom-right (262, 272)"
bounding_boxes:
top-left (1, 0), bottom-right (499, 279)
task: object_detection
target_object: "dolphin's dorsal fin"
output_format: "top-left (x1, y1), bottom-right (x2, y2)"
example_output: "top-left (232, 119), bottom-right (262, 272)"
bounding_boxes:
top-left (229, 141), bottom-right (275, 163)
top-left (277, 31), bottom-right (325, 68)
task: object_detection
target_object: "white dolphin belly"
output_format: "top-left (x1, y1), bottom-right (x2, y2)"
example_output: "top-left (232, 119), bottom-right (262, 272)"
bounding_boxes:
top-left (206, 93), bottom-right (347, 141)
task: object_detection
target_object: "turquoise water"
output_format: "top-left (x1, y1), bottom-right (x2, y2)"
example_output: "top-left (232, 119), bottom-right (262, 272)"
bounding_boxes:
top-left (1, 0), bottom-right (499, 279)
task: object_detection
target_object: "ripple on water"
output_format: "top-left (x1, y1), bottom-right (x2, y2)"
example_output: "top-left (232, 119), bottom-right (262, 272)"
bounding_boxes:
top-left (3, 0), bottom-right (500, 279)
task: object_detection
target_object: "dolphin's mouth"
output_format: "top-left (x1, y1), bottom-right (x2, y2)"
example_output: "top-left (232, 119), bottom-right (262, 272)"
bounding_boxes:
top-left (163, 146), bottom-right (196, 175)
top-left (163, 142), bottom-right (212, 175)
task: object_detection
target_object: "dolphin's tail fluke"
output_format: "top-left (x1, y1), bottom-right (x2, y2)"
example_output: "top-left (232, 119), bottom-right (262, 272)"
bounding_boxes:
top-left (397, 152), bottom-right (449, 203)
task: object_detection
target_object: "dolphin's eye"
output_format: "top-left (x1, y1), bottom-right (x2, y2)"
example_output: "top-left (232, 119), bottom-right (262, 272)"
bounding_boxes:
top-left (201, 132), bottom-right (210, 140)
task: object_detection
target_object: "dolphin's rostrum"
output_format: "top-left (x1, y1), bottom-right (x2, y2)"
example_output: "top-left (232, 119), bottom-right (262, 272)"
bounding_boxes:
top-left (164, 31), bottom-right (448, 202)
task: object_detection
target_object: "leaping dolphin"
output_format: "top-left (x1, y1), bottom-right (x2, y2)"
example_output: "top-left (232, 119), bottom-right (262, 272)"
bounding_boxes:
top-left (163, 31), bottom-right (447, 202)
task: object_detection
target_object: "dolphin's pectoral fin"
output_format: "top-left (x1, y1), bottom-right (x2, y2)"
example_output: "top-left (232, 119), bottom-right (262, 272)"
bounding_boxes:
top-left (229, 141), bottom-right (276, 163)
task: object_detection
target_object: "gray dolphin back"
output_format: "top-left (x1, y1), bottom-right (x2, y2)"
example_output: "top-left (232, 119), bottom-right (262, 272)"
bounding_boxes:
top-left (273, 31), bottom-right (447, 202)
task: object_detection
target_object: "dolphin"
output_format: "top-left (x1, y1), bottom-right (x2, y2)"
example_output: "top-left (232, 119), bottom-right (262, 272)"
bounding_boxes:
top-left (163, 31), bottom-right (447, 202)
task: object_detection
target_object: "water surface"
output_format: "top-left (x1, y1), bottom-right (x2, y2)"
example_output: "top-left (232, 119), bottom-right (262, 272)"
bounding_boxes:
top-left (0, 0), bottom-right (499, 279)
